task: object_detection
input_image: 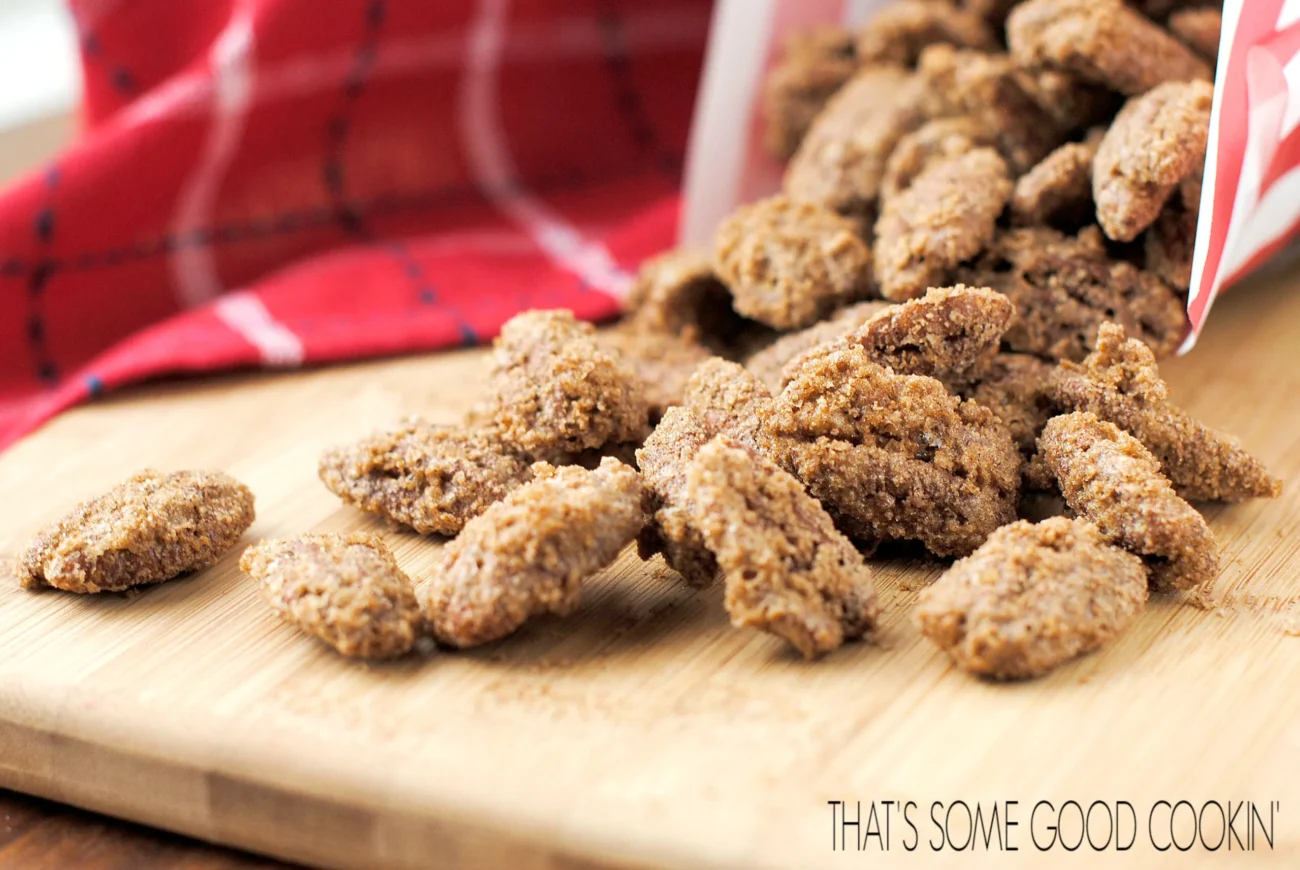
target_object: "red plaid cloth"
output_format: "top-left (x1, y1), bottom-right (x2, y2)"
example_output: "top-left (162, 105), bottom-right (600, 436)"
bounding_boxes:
top-left (0, 0), bottom-right (713, 450)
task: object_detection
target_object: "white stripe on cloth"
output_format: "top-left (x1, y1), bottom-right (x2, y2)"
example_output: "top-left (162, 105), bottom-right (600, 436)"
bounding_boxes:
top-left (460, 0), bottom-right (634, 299)
top-left (168, 1), bottom-right (256, 309)
top-left (214, 291), bottom-right (304, 367)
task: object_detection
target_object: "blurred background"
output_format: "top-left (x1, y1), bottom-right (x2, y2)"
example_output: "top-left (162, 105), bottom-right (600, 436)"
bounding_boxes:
top-left (0, 0), bottom-right (77, 178)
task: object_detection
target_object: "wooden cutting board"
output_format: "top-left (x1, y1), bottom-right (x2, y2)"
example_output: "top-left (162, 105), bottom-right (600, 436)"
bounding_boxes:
top-left (1, 268), bottom-right (1298, 870)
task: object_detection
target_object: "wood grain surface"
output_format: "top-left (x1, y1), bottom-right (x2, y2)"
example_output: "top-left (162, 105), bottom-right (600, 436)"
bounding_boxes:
top-left (0, 789), bottom-right (291, 870)
top-left (0, 112), bottom-right (291, 870)
top-left (0, 266), bottom-right (1297, 870)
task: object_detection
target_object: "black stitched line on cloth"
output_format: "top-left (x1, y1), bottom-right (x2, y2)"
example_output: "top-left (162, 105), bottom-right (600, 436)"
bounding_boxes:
top-left (80, 30), bottom-right (139, 96)
top-left (319, 0), bottom-right (471, 337)
top-left (595, 0), bottom-right (684, 176)
top-left (27, 167), bottom-right (60, 384)
top-left (385, 240), bottom-right (477, 345)
top-left (0, 159), bottom-right (654, 279)
top-left (323, 0), bottom-right (387, 237)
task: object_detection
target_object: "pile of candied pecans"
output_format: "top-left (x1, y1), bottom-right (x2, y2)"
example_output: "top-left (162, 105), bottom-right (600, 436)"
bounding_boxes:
top-left (16, 0), bottom-right (1285, 680)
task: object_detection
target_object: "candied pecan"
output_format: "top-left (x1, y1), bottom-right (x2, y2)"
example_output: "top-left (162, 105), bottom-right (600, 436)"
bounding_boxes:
top-left (853, 284), bottom-right (1012, 379)
top-left (1048, 322), bottom-right (1281, 501)
top-left (955, 352), bottom-right (1057, 457)
top-left (635, 406), bottom-right (718, 587)
top-left (634, 359), bottom-right (774, 586)
top-left (874, 149), bottom-right (1011, 301)
top-left (881, 116), bottom-right (995, 204)
top-left (958, 226), bottom-right (1187, 361)
top-left (623, 248), bottom-right (749, 348)
top-left (855, 0), bottom-right (998, 67)
top-left (596, 324), bottom-right (716, 422)
top-left (745, 301), bottom-right (894, 391)
top-left (960, 0), bottom-right (1020, 27)
top-left (319, 419), bottom-right (532, 536)
top-left (1010, 137), bottom-right (1101, 228)
top-left (1144, 199), bottom-right (1197, 291)
top-left (682, 358), bottom-right (772, 452)
top-left (241, 533), bottom-right (420, 660)
top-left (1094, 80), bottom-right (1213, 242)
top-left (714, 195), bottom-right (873, 329)
top-left (916, 45), bottom-right (1064, 174)
top-left (779, 286), bottom-right (1013, 388)
top-left (687, 437), bottom-right (879, 659)
top-left (916, 517), bottom-right (1148, 679)
top-left (420, 458), bottom-right (643, 647)
top-left (1039, 411), bottom-right (1219, 591)
top-left (762, 344), bottom-right (1020, 556)
top-left (785, 66), bottom-right (930, 216)
top-left (1016, 70), bottom-right (1120, 133)
top-left (19, 470), bottom-right (255, 594)
top-left (485, 309), bottom-right (651, 454)
top-left (1169, 7), bottom-right (1222, 62)
top-left (1007, 0), bottom-right (1211, 96)
top-left (763, 26), bottom-right (858, 160)
top-left (1135, 0), bottom-right (1217, 24)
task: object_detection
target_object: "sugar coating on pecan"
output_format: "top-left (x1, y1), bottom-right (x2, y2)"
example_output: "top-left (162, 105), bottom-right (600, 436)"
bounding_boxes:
top-left (958, 226), bottom-right (1187, 362)
top-left (714, 195), bottom-right (874, 329)
top-left (785, 285), bottom-right (1014, 387)
top-left (687, 437), bottom-right (879, 659)
top-left (1048, 322), bottom-right (1281, 502)
top-left (873, 148), bottom-right (1011, 302)
top-left (635, 406), bottom-right (720, 587)
top-left (420, 458), bottom-right (644, 647)
top-left (916, 517), bottom-right (1148, 679)
top-left (916, 45), bottom-right (1065, 175)
top-left (953, 352), bottom-right (1057, 478)
top-left (1039, 411), bottom-right (1219, 592)
top-left (1093, 80), bottom-right (1213, 243)
top-left (683, 358), bottom-right (773, 453)
top-left (241, 533), bottom-right (421, 660)
top-left (881, 116), bottom-right (995, 205)
top-left (785, 66), bottom-right (931, 217)
top-left (319, 419), bottom-right (533, 536)
top-left (20, 469), bottom-right (255, 594)
top-left (855, 0), bottom-right (998, 68)
top-left (1007, 0), bottom-right (1211, 96)
top-left (763, 344), bottom-right (1020, 556)
top-left (597, 325), bottom-right (716, 422)
top-left (745, 300), bottom-right (894, 391)
top-left (1011, 137), bottom-right (1101, 229)
top-left (485, 309), bottom-right (651, 455)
